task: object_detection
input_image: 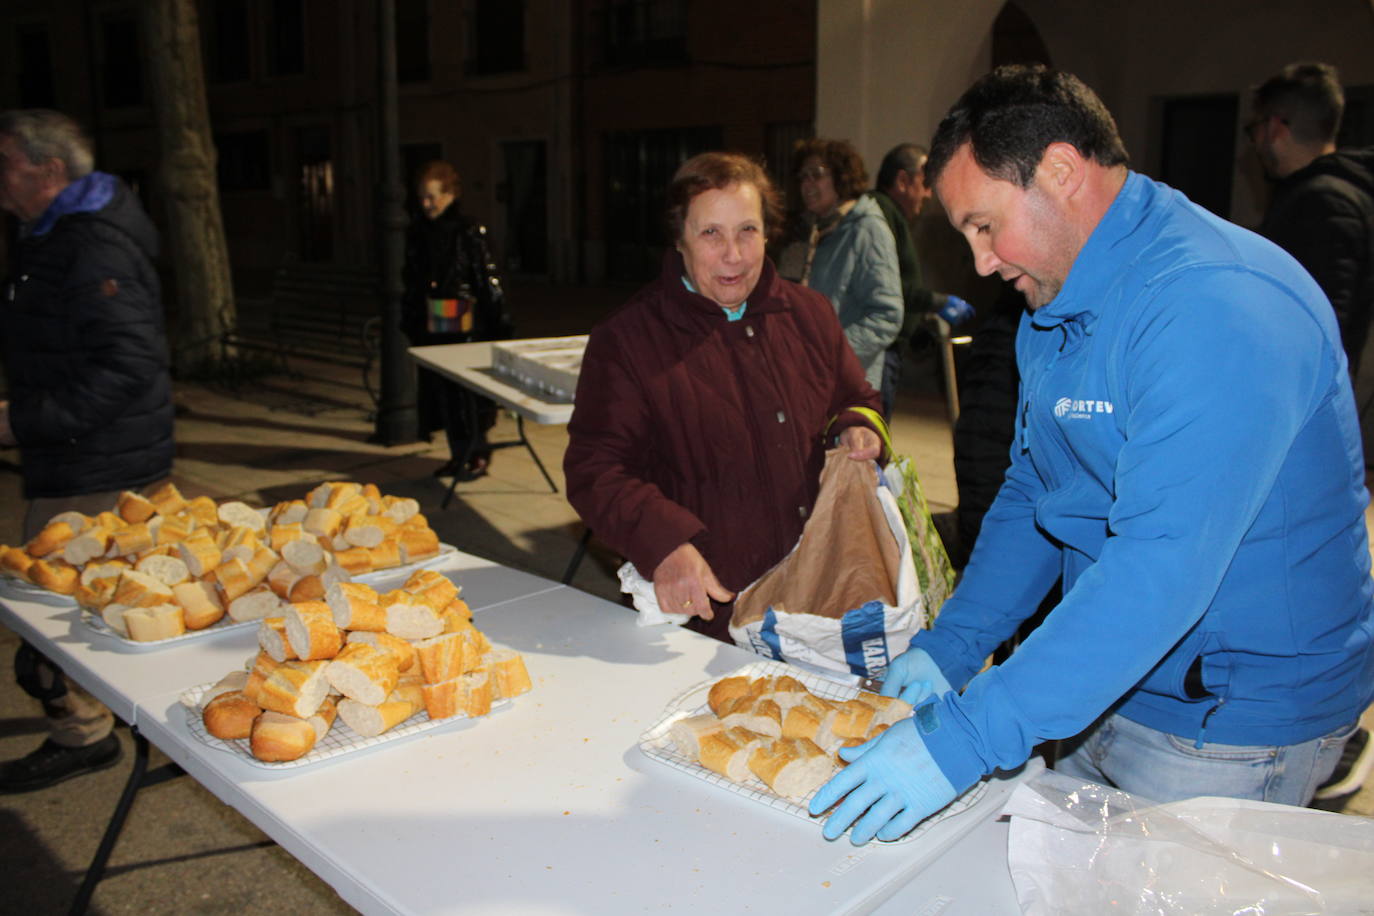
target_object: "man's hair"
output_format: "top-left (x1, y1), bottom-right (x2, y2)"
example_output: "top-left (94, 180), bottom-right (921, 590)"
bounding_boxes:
top-left (415, 159), bottom-right (460, 196)
top-left (926, 65), bottom-right (1129, 189)
top-left (666, 151), bottom-right (783, 244)
top-left (1252, 62), bottom-right (1344, 147)
top-left (789, 137), bottom-right (869, 203)
top-left (876, 143), bottom-right (928, 192)
top-left (0, 109), bottom-right (94, 179)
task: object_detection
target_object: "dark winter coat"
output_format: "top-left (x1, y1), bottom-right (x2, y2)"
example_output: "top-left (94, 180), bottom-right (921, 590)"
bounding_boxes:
top-left (1259, 148), bottom-right (1374, 374)
top-left (564, 251), bottom-right (881, 642)
top-left (1, 176), bottom-right (173, 499)
top-left (401, 202), bottom-right (511, 346)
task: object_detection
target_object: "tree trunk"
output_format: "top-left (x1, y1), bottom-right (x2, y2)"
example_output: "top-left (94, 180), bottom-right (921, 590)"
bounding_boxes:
top-left (142, 0), bottom-right (236, 375)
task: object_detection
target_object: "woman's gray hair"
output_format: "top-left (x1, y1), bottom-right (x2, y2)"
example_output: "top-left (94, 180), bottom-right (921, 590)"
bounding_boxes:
top-left (0, 109), bottom-right (95, 179)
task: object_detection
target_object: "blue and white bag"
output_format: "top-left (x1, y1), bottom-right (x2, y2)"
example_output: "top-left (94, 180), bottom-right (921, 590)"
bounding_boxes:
top-left (728, 447), bottom-right (930, 681)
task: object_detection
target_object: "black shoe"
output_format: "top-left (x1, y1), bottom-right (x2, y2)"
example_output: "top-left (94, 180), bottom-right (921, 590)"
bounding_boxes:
top-left (431, 459), bottom-right (464, 478)
top-left (1314, 726), bottom-right (1373, 801)
top-left (0, 734), bottom-right (123, 794)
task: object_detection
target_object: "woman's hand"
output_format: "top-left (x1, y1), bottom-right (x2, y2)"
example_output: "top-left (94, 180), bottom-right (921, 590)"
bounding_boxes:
top-left (839, 424), bottom-right (881, 461)
top-left (652, 543), bottom-right (735, 620)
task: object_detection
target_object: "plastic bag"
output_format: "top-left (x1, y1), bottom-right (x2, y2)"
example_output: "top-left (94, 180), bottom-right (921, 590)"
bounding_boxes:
top-left (1004, 768), bottom-right (1374, 915)
top-left (727, 448), bottom-right (925, 680)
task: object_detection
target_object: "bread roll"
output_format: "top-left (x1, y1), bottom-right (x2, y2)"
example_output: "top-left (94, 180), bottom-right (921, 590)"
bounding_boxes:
top-left (124, 603), bottom-right (186, 641)
top-left (368, 539), bottom-right (402, 570)
top-left (325, 642), bottom-right (401, 704)
top-left (256, 659), bottom-right (330, 718)
top-left (268, 523), bottom-right (307, 552)
top-left (136, 553), bottom-right (191, 587)
top-left (459, 671), bottom-right (491, 717)
top-left (337, 693), bottom-right (419, 737)
top-left (781, 694), bottom-right (836, 742)
top-left (829, 699), bottom-right (878, 741)
top-left (480, 649), bottom-right (532, 699)
top-left (100, 603), bottom-right (130, 636)
top-left (218, 500), bottom-right (266, 532)
top-left (397, 526), bottom-right (440, 564)
top-left (326, 581), bottom-right (385, 631)
top-left (251, 711), bottom-right (318, 762)
top-left (333, 546), bottom-right (374, 576)
top-left (284, 600), bottom-right (342, 661)
top-left (360, 483), bottom-right (384, 512)
top-left (111, 569), bottom-right (172, 607)
top-left (116, 490), bottom-right (157, 524)
top-left (861, 693), bottom-right (914, 731)
top-left (414, 631), bottom-right (474, 684)
top-left (181, 495), bottom-right (216, 526)
top-left (719, 696), bottom-right (783, 738)
top-left (404, 568), bottom-right (459, 606)
top-left (305, 481), bottom-right (337, 509)
top-left (27, 521), bottom-right (76, 558)
top-left (420, 678), bottom-right (462, 719)
top-left (281, 538), bottom-right (327, 576)
top-left (440, 606), bottom-right (474, 634)
top-left (241, 652), bottom-right (282, 705)
top-left (146, 481), bottom-right (188, 517)
top-left (201, 669), bottom-right (250, 706)
top-left (1, 546), bottom-right (35, 580)
top-left (266, 559), bottom-right (301, 599)
top-left (109, 522), bottom-right (153, 558)
top-left (257, 616), bottom-right (297, 662)
top-left (80, 559), bottom-right (129, 586)
top-left (698, 727), bottom-right (766, 782)
top-left (63, 525), bottom-right (111, 565)
top-left (74, 577), bottom-right (119, 610)
top-left (47, 510), bottom-right (91, 532)
top-left (154, 513), bottom-right (195, 547)
top-left (213, 557), bottom-right (256, 602)
top-left (345, 630), bottom-right (418, 673)
top-left (342, 513), bottom-right (397, 549)
top-left (748, 737), bottom-right (836, 801)
top-left (287, 573), bottom-right (328, 603)
top-left (303, 507), bottom-right (343, 540)
top-left (669, 713), bottom-right (724, 760)
top-left (270, 499), bottom-right (309, 527)
top-left (708, 676), bottom-right (752, 715)
top-left (309, 695), bottom-right (338, 741)
top-left (384, 593), bottom-right (444, 640)
top-left (177, 530), bottom-right (221, 578)
top-left (382, 496), bottom-right (420, 524)
top-left (203, 691), bottom-right (261, 740)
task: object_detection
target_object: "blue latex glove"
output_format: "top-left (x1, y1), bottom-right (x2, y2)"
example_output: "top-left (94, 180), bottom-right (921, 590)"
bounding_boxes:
top-left (809, 707), bottom-right (957, 844)
top-left (937, 295), bottom-right (975, 326)
top-left (880, 647), bottom-right (954, 706)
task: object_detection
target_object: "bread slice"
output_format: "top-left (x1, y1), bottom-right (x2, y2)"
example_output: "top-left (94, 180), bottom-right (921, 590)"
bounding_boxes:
top-left (177, 529), bottom-right (221, 578)
top-left (828, 698), bottom-right (878, 741)
top-left (397, 526), bottom-right (440, 564)
top-left (124, 603), bottom-right (186, 641)
top-left (63, 525), bottom-right (111, 565)
top-left (241, 652), bottom-right (282, 706)
top-left (748, 736), bottom-right (836, 801)
top-left (384, 592), bottom-right (444, 640)
top-left (707, 676), bottom-right (753, 715)
top-left (698, 726), bottom-right (767, 783)
top-left (257, 616), bottom-right (298, 663)
top-left (413, 631), bottom-right (472, 684)
top-left (27, 521), bottom-right (77, 558)
top-left (281, 538), bottom-right (328, 576)
top-left (325, 642), bottom-right (401, 704)
top-left (74, 577), bottom-right (119, 610)
top-left (109, 522), bottom-right (154, 557)
top-left (309, 695), bottom-right (338, 742)
top-left (270, 499), bottom-right (309, 527)
top-left (113, 569), bottom-right (175, 607)
top-left (337, 691), bottom-right (420, 737)
top-left (284, 600), bottom-right (342, 661)
top-left (345, 630), bottom-right (418, 674)
top-left (669, 713), bottom-right (725, 760)
top-left (781, 694), bottom-right (837, 742)
top-left (256, 659), bottom-right (331, 718)
top-left (173, 579), bottom-right (227, 630)
top-left (100, 603), bottom-right (130, 636)
top-left (203, 690), bottom-right (261, 740)
top-left (218, 500), bottom-right (266, 532)
top-left (382, 496), bottom-right (421, 524)
top-left (1, 546), bottom-right (36, 580)
top-left (136, 553), bottom-right (191, 587)
top-left (154, 513), bottom-right (195, 547)
top-left (116, 490), bottom-right (157, 524)
top-left (227, 587), bottom-right (283, 623)
top-left (146, 480), bottom-right (188, 517)
top-left (480, 649), bottom-right (532, 699)
top-left (341, 513), bottom-right (397, 549)
top-left (719, 696), bottom-right (783, 738)
top-left (326, 581), bottom-right (385, 631)
top-left (251, 711), bottom-right (318, 762)
top-left (201, 670), bottom-right (250, 707)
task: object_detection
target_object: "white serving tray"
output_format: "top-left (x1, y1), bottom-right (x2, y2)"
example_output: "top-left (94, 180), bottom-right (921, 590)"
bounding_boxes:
top-left (638, 659), bottom-right (988, 844)
top-left (179, 678), bottom-right (513, 769)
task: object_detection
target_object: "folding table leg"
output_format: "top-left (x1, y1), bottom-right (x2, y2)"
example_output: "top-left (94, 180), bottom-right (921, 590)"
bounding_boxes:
top-left (562, 528), bottom-right (593, 584)
top-left (515, 415), bottom-right (559, 493)
top-left (68, 728), bottom-right (184, 916)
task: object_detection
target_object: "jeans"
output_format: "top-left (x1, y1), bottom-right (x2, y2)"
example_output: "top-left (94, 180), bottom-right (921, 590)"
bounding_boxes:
top-left (1054, 711), bottom-right (1358, 806)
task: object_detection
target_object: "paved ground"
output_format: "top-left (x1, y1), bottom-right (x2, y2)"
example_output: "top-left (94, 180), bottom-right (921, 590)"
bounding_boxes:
top-left (0, 281), bottom-right (1370, 913)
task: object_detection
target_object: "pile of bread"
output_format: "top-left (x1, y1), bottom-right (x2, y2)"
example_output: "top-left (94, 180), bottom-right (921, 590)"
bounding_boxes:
top-left (0, 480), bottom-right (443, 642)
top-left (199, 568), bottom-right (532, 762)
top-left (668, 674), bottom-right (912, 803)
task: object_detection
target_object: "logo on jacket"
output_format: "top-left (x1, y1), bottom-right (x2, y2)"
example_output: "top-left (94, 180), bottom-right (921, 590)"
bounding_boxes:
top-left (1054, 396), bottom-right (1114, 420)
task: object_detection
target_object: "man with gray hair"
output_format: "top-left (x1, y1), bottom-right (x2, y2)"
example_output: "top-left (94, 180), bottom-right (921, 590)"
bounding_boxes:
top-left (0, 109), bottom-right (173, 792)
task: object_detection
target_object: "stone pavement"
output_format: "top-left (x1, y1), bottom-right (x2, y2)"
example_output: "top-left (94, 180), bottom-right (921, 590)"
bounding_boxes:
top-left (0, 284), bottom-right (1369, 913)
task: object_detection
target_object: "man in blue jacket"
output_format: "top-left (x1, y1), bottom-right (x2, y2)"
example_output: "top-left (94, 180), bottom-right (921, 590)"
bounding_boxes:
top-left (812, 65), bottom-right (1374, 845)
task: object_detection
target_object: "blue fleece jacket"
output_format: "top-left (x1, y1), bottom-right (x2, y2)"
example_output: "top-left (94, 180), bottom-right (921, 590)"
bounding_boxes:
top-left (912, 172), bottom-right (1374, 792)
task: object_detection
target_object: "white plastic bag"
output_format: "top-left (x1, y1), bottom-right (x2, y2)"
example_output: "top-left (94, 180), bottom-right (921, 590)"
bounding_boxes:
top-left (1004, 768), bottom-right (1374, 915)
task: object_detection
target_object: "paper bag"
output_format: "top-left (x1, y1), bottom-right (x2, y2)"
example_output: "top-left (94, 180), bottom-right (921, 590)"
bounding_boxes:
top-left (729, 449), bottom-right (925, 679)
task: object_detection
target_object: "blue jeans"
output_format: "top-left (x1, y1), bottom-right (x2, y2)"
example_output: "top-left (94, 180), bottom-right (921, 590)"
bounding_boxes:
top-left (1054, 712), bottom-right (1358, 806)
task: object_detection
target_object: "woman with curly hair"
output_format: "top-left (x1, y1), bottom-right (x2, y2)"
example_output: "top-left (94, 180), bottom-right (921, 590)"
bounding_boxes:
top-left (778, 138), bottom-right (903, 397)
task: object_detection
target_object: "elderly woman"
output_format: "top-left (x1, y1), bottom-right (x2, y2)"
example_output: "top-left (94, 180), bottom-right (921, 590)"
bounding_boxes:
top-left (564, 152), bottom-right (882, 644)
top-left (402, 160), bottom-right (513, 480)
top-left (781, 139), bottom-right (904, 394)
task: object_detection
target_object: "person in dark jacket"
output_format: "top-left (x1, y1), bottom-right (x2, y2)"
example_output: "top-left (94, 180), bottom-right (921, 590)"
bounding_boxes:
top-left (0, 109), bottom-right (174, 792)
top-left (564, 151), bottom-right (882, 644)
top-left (402, 160), bottom-right (513, 480)
top-left (869, 143), bottom-right (975, 419)
top-left (1250, 62), bottom-right (1374, 378)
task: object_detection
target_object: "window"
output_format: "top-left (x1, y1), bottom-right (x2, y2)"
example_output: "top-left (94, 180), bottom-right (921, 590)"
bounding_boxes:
top-left (396, 0), bottom-right (431, 83)
top-left (216, 130), bottom-right (272, 191)
top-left (101, 15), bottom-right (144, 108)
top-left (467, 0), bottom-right (524, 75)
top-left (603, 0), bottom-right (687, 67)
top-left (298, 127), bottom-right (333, 261)
top-left (210, 0), bottom-right (252, 82)
top-left (16, 24), bottom-right (56, 108)
top-left (266, 0), bottom-right (306, 77)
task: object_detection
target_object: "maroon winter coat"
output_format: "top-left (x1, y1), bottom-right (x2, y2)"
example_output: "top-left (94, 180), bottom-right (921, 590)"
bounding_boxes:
top-left (564, 251), bottom-right (881, 642)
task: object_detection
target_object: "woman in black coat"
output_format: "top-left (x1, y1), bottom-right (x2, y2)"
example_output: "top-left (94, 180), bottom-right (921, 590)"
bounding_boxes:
top-left (403, 160), bottom-right (513, 479)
